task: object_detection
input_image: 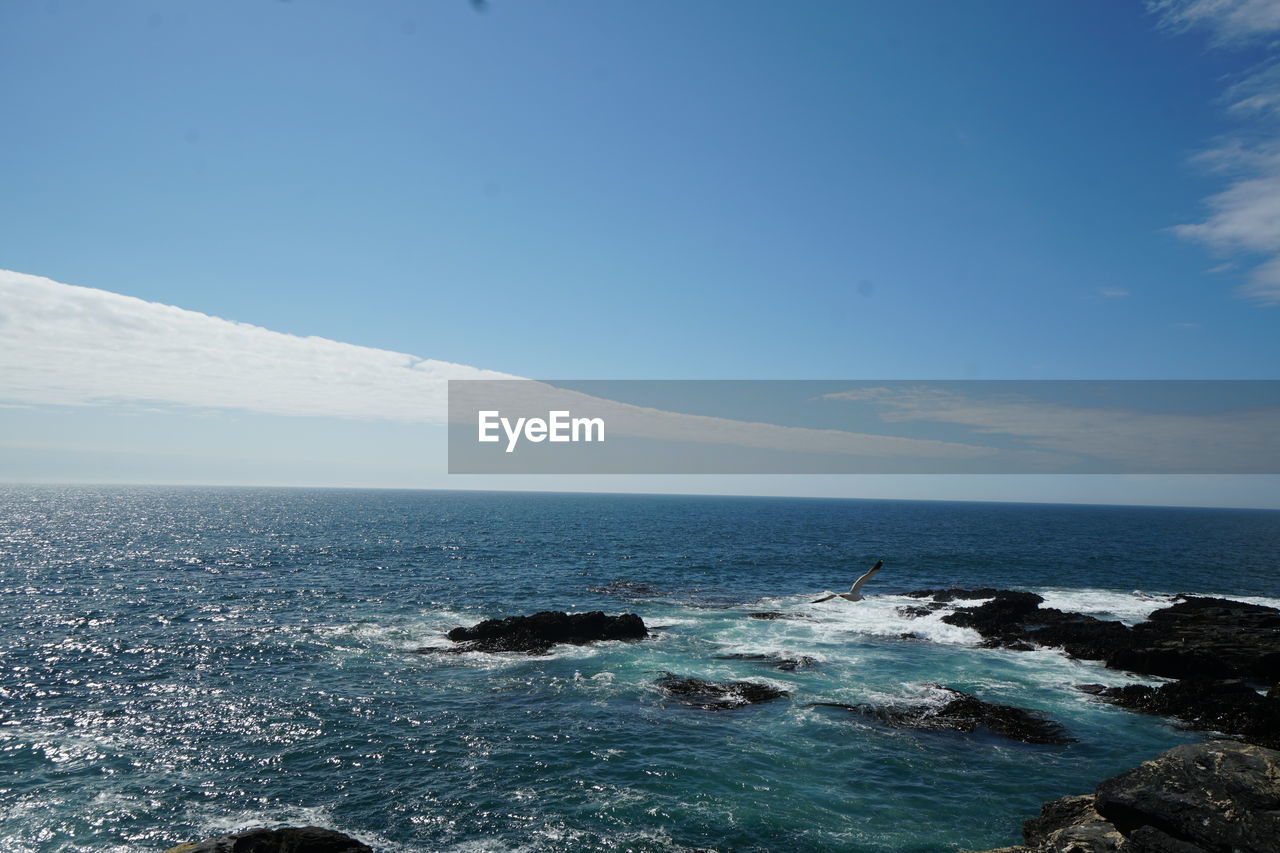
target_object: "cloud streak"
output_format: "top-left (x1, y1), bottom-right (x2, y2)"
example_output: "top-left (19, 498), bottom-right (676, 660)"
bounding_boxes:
top-left (0, 271), bottom-right (1009, 465)
top-left (0, 270), bottom-right (515, 422)
top-left (1149, 1), bottom-right (1280, 304)
top-left (823, 385), bottom-right (1280, 472)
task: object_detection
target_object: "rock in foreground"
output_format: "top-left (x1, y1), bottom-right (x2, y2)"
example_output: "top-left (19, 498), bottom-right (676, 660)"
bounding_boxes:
top-left (655, 673), bottom-right (789, 710)
top-left (446, 610), bottom-right (647, 654)
top-left (971, 741), bottom-right (1280, 852)
top-left (165, 825), bottom-right (372, 853)
top-left (814, 685), bottom-right (1075, 745)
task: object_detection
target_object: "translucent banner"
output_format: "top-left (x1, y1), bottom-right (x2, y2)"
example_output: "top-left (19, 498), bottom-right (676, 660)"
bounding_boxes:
top-left (447, 380), bottom-right (1280, 474)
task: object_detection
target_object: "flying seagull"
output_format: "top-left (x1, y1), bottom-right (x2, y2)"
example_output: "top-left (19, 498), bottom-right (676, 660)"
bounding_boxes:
top-left (812, 560), bottom-right (884, 603)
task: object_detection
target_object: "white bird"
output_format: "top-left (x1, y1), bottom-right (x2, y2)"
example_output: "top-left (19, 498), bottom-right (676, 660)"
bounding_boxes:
top-left (812, 560), bottom-right (884, 603)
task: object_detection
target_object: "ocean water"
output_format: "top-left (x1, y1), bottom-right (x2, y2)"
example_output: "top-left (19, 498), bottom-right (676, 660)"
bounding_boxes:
top-left (2, 487), bottom-right (1278, 853)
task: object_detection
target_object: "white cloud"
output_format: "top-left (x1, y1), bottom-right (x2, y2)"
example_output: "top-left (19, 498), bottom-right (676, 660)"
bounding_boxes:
top-left (1150, 0), bottom-right (1280, 42)
top-left (0, 269), bottom-right (515, 422)
top-left (1149, 3), bottom-right (1280, 304)
top-left (1173, 142), bottom-right (1280, 304)
top-left (0, 271), bottom-right (1004, 464)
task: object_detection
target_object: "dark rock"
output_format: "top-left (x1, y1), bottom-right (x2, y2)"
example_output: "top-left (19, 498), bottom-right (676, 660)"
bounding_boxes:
top-left (713, 653), bottom-right (818, 671)
top-left (924, 590), bottom-right (1280, 687)
top-left (1092, 678), bottom-right (1280, 749)
top-left (973, 742), bottom-right (1280, 853)
top-left (896, 604), bottom-right (939, 618)
top-left (811, 685), bottom-right (1075, 745)
top-left (655, 673), bottom-right (789, 710)
top-left (940, 591), bottom-right (1051, 647)
top-left (1111, 596), bottom-right (1280, 681)
top-left (746, 611), bottom-right (795, 620)
top-left (165, 826), bottom-right (372, 853)
top-left (1094, 741), bottom-right (1280, 853)
top-left (1022, 794), bottom-right (1125, 852)
top-left (1074, 683), bottom-right (1110, 695)
top-left (1025, 617), bottom-right (1132, 662)
top-left (446, 610), bottom-right (647, 654)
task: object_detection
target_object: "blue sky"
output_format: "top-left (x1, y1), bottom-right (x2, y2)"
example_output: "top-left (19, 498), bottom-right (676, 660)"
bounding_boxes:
top-left (2, 1), bottom-right (1279, 505)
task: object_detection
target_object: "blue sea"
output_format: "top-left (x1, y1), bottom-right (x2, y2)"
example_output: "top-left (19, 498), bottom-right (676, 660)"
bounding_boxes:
top-left (2, 486), bottom-right (1278, 853)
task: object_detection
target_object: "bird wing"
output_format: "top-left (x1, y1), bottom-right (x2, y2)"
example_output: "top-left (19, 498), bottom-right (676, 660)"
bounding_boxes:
top-left (849, 561), bottom-right (884, 595)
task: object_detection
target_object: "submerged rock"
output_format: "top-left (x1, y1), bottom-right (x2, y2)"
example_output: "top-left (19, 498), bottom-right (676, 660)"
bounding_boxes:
top-left (973, 741), bottom-right (1280, 853)
top-left (655, 673), bottom-right (789, 710)
top-left (896, 604), bottom-right (943, 619)
top-left (1086, 677), bottom-right (1280, 749)
top-left (587, 579), bottom-right (670, 598)
top-left (713, 652), bottom-right (818, 671)
top-left (165, 826), bottom-right (372, 853)
top-left (445, 610), bottom-right (647, 654)
top-left (813, 685), bottom-right (1075, 745)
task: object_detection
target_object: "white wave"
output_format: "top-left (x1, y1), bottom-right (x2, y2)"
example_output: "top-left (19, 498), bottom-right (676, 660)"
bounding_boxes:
top-left (1036, 587), bottom-right (1280, 624)
top-left (789, 594), bottom-right (983, 646)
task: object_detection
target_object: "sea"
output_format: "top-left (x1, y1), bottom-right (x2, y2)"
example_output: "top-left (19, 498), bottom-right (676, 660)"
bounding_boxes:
top-left (2, 486), bottom-right (1278, 853)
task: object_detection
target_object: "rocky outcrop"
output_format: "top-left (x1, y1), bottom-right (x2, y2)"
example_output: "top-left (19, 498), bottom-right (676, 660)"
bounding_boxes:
top-left (1082, 678), bottom-right (1280, 749)
top-left (165, 826), bottom-right (372, 853)
top-left (812, 685), bottom-right (1075, 745)
top-left (444, 610), bottom-right (647, 654)
top-left (654, 673), bottom-right (789, 710)
top-left (971, 741), bottom-right (1280, 852)
top-left (912, 590), bottom-right (1280, 685)
top-left (1111, 596), bottom-right (1280, 681)
top-left (906, 589), bottom-right (1280, 747)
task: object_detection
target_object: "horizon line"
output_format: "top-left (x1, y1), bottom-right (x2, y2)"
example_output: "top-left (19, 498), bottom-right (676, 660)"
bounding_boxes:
top-left (2, 479), bottom-right (1278, 512)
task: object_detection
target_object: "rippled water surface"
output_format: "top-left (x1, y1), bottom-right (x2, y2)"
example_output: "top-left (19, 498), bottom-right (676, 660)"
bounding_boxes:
top-left (2, 486), bottom-right (1278, 852)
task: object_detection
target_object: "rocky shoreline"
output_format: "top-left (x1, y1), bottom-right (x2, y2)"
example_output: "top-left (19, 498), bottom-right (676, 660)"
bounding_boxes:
top-left (166, 590), bottom-right (1278, 851)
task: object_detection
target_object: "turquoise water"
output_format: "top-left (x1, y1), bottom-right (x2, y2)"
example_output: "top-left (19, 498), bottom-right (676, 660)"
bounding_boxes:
top-left (2, 486), bottom-right (1278, 852)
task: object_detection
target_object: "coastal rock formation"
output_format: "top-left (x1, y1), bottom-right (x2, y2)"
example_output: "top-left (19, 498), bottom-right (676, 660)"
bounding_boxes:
top-left (909, 589), bottom-right (1280, 683)
top-left (907, 589), bottom-right (1280, 747)
top-left (655, 673), bottom-right (789, 710)
top-left (812, 686), bottom-right (1075, 745)
top-left (164, 825), bottom-right (373, 853)
top-left (971, 741), bottom-right (1280, 853)
top-left (1111, 596), bottom-right (1280, 681)
top-left (445, 610), bottom-right (647, 654)
top-left (1082, 678), bottom-right (1280, 749)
